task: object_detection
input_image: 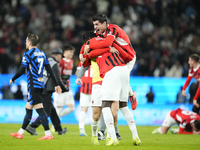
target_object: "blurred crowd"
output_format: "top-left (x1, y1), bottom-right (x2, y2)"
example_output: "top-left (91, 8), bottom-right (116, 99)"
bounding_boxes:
top-left (0, 0), bottom-right (200, 77)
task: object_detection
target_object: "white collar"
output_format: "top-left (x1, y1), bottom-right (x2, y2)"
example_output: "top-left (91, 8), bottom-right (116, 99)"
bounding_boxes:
top-left (193, 64), bottom-right (200, 72)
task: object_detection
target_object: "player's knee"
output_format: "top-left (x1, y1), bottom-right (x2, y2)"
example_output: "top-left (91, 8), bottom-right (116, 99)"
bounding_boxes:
top-left (112, 111), bottom-right (118, 121)
top-left (93, 112), bottom-right (101, 121)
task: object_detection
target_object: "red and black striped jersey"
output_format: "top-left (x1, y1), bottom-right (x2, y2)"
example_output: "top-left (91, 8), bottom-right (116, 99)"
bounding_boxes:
top-left (87, 37), bottom-right (125, 78)
top-left (89, 23), bottom-right (136, 63)
top-left (96, 51), bottom-right (125, 78)
top-left (59, 58), bottom-right (73, 87)
top-left (77, 62), bottom-right (92, 94)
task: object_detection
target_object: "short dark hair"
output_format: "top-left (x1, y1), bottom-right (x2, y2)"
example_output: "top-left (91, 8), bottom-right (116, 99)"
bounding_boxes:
top-left (83, 31), bottom-right (96, 43)
top-left (189, 54), bottom-right (200, 63)
top-left (63, 44), bottom-right (75, 52)
top-left (194, 120), bottom-right (200, 130)
top-left (93, 14), bottom-right (107, 24)
top-left (27, 33), bottom-right (39, 46)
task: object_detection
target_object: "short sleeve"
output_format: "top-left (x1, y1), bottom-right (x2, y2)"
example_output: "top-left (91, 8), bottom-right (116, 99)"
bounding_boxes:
top-left (44, 54), bottom-right (49, 66)
top-left (188, 68), bottom-right (193, 77)
top-left (107, 27), bottom-right (118, 38)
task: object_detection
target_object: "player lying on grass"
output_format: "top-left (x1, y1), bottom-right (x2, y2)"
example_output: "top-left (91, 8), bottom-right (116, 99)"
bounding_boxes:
top-left (152, 108), bottom-right (200, 134)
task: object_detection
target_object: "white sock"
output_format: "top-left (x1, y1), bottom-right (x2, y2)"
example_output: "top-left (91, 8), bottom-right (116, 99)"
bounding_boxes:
top-left (158, 127), bottom-right (163, 134)
top-left (102, 107), bottom-right (116, 140)
top-left (79, 111), bottom-right (86, 130)
top-left (120, 106), bottom-right (138, 139)
top-left (106, 131), bottom-right (111, 139)
top-left (56, 107), bottom-right (63, 117)
top-left (129, 86), bottom-right (134, 96)
top-left (18, 128), bottom-right (25, 135)
top-left (173, 128), bottom-right (179, 134)
top-left (45, 130), bottom-right (51, 136)
top-left (91, 118), bottom-right (98, 136)
top-left (60, 107), bottom-right (74, 117)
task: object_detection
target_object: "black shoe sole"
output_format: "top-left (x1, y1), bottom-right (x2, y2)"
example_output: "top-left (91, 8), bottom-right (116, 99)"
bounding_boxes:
top-left (26, 129), bottom-right (38, 136)
top-left (58, 127), bottom-right (68, 135)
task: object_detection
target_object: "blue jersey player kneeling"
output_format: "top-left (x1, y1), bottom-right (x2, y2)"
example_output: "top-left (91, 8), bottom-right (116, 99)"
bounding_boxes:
top-left (9, 33), bottom-right (62, 140)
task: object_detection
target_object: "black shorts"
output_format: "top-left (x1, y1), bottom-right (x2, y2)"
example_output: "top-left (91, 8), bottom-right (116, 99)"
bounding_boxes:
top-left (28, 88), bottom-right (43, 105)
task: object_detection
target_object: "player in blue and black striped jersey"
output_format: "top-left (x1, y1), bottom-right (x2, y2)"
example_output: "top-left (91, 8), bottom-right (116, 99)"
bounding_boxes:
top-left (9, 33), bottom-right (62, 140)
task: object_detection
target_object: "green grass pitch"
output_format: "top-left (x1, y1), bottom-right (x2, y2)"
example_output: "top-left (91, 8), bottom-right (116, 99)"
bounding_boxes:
top-left (0, 124), bottom-right (199, 150)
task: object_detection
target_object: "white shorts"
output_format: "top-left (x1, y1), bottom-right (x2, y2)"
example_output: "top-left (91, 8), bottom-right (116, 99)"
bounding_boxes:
top-left (101, 66), bottom-right (129, 102)
top-left (126, 56), bottom-right (136, 73)
top-left (162, 112), bottom-right (177, 127)
top-left (91, 84), bottom-right (102, 107)
top-left (80, 92), bottom-right (92, 107)
top-left (53, 90), bottom-right (75, 107)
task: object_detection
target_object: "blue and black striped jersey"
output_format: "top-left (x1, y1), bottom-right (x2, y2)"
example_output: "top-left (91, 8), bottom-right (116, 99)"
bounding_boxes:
top-left (21, 48), bottom-right (49, 89)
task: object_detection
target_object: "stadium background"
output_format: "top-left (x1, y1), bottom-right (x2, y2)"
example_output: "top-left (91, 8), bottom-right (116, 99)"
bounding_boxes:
top-left (0, 0), bottom-right (199, 125)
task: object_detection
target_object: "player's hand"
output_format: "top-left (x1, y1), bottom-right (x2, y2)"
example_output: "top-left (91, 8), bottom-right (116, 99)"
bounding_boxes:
top-left (194, 131), bottom-right (200, 134)
top-left (79, 54), bottom-right (83, 60)
top-left (9, 79), bottom-right (14, 85)
top-left (193, 100), bottom-right (199, 108)
top-left (79, 54), bottom-right (86, 63)
top-left (110, 47), bottom-right (119, 55)
top-left (84, 45), bottom-right (90, 55)
top-left (75, 78), bottom-right (83, 85)
top-left (182, 90), bottom-right (188, 97)
top-left (55, 86), bottom-right (62, 94)
top-left (80, 57), bottom-right (86, 64)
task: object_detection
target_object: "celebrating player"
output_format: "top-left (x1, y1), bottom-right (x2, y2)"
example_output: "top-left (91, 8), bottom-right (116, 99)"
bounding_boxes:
top-left (75, 61), bottom-right (92, 136)
top-left (9, 33), bottom-right (61, 140)
top-left (84, 14), bottom-right (137, 110)
top-left (152, 108), bottom-right (200, 134)
top-left (53, 45), bottom-right (75, 121)
top-left (182, 54), bottom-right (200, 114)
top-left (82, 31), bottom-right (141, 146)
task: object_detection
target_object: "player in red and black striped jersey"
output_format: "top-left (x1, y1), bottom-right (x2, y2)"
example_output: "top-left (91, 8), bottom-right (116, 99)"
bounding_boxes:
top-left (182, 54), bottom-right (200, 114)
top-left (76, 61), bottom-right (92, 136)
top-left (83, 31), bottom-right (141, 146)
top-left (152, 108), bottom-right (200, 134)
top-left (84, 14), bottom-right (137, 110)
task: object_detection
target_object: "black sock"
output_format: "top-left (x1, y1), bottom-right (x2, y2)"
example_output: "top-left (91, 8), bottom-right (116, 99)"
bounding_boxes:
top-left (22, 108), bottom-right (32, 130)
top-left (100, 130), bottom-right (104, 134)
top-left (36, 108), bottom-right (49, 131)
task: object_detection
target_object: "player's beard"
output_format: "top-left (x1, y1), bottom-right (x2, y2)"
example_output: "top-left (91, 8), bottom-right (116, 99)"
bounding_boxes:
top-left (25, 44), bottom-right (29, 50)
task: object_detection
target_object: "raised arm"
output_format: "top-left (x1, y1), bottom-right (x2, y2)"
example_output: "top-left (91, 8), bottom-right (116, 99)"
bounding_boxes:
top-left (89, 35), bottom-right (115, 49)
top-left (88, 48), bottom-right (111, 59)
